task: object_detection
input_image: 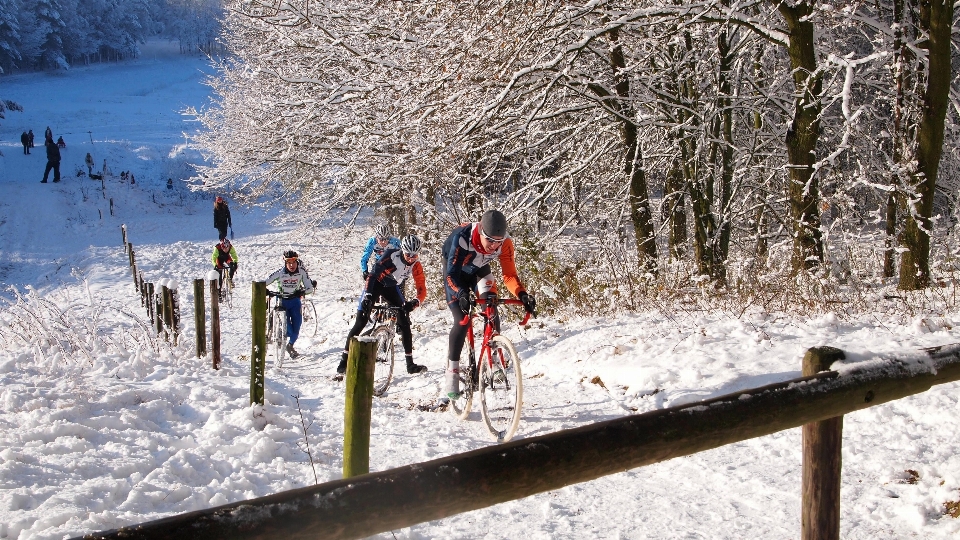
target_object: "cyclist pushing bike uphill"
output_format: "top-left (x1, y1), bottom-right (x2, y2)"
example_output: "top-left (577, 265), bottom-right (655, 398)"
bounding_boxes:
top-left (265, 250), bottom-right (315, 359)
top-left (338, 235), bottom-right (428, 378)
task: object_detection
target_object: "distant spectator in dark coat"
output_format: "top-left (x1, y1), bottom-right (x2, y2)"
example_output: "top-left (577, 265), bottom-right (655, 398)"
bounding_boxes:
top-left (20, 132), bottom-right (29, 154)
top-left (27, 130), bottom-right (34, 148)
top-left (85, 153), bottom-right (94, 175)
top-left (214, 196), bottom-right (232, 239)
top-left (41, 137), bottom-right (61, 183)
top-left (44, 126), bottom-right (52, 141)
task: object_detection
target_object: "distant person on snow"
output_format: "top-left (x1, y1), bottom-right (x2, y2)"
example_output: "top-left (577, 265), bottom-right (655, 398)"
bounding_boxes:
top-left (85, 153), bottom-right (94, 175)
top-left (213, 196), bottom-right (232, 239)
top-left (44, 126), bottom-right (52, 141)
top-left (211, 237), bottom-right (239, 297)
top-left (20, 132), bottom-right (29, 155)
top-left (41, 135), bottom-right (61, 183)
top-left (28, 130), bottom-right (34, 148)
top-left (56, 136), bottom-right (65, 148)
top-left (265, 250), bottom-right (315, 359)
top-left (359, 223), bottom-right (400, 281)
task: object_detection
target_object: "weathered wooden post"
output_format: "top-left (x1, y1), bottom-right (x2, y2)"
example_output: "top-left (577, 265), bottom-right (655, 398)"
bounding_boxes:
top-left (344, 337), bottom-right (377, 478)
top-left (250, 281), bottom-right (267, 404)
top-left (801, 346), bottom-right (846, 540)
top-left (139, 272), bottom-right (146, 306)
top-left (155, 289), bottom-right (163, 336)
top-left (194, 279), bottom-right (206, 359)
top-left (146, 282), bottom-right (155, 324)
top-left (210, 276), bottom-right (222, 370)
top-left (169, 282), bottom-right (181, 346)
top-left (161, 282), bottom-right (173, 342)
top-left (130, 248), bottom-right (138, 292)
top-left (121, 224), bottom-right (127, 249)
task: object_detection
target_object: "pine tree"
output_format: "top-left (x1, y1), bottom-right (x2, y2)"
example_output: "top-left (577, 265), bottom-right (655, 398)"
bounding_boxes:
top-left (0, 0), bottom-right (22, 73)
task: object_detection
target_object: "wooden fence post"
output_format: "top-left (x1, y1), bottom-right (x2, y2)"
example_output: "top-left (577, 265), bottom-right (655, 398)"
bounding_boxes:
top-left (194, 279), bottom-right (206, 359)
top-left (146, 282), bottom-right (155, 324)
top-left (344, 337), bottom-right (377, 478)
top-left (170, 284), bottom-right (181, 346)
top-left (250, 281), bottom-right (267, 405)
top-left (121, 224), bottom-right (127, 249)
top-left (801, 346), bottom-right (846, 540)
top-left (139, 272), bottom-right (146, 306)
top-left (131, 249), bottom-right (138, 292)
top-left (153, 292), bottom-right (163, 338)
top-left (210, 279), bottom-right (221, 370)
top-left (161, 283), bottom-right (171, 341)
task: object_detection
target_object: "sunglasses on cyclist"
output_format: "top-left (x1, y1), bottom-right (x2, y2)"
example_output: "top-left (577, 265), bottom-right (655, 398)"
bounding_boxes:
top-left (479, 229), bottom-right (505, 245)
top-left (403, 252), bottom-right (420, 261)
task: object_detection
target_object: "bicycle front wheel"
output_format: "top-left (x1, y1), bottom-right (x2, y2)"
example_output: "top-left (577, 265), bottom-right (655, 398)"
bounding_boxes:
top-left (300, 299), bottom-right (318, 338)
top-left (222, 273), bottom-right (233, 309)
top-left (371, 326), bottom-right (396, 396)
top-left (450, 347), bottom-right (475, 420)
top-left (273, 310), bottom-right (286, 368)
top-left (479, 335), bottom-right (523, 442)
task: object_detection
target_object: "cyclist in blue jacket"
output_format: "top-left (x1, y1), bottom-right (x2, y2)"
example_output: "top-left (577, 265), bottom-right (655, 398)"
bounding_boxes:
top-left (360, 224), bottom-right (400, 280)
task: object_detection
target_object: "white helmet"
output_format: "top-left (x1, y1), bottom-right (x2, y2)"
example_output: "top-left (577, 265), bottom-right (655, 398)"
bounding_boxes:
top-left (374, 224), bottom-right (390, 240)
top-left (400, 235), bottom-right (422, 256)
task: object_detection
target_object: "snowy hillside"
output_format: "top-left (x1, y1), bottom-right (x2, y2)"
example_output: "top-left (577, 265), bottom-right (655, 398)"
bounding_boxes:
top-left (0, 47), bottom-right (959, 540)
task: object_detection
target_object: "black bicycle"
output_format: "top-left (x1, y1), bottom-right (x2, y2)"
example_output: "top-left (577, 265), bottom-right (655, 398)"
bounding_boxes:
top-left (359, 303), bottom-right (403, 396)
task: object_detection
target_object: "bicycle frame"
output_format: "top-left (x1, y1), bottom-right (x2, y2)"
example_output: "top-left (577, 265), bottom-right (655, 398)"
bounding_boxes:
top-left (460, 297), bottom-right (530, 387)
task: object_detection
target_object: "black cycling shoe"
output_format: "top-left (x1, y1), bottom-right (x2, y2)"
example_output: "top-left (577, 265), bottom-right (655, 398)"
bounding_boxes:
top-left (406, 362), bottom-right (427, 374)
top-left (336, 359), bottom-right (347, 375)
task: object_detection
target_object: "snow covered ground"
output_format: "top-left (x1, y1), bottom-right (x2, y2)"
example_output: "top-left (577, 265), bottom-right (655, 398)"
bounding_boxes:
top-left (1, 43), bottom-right (959, 540)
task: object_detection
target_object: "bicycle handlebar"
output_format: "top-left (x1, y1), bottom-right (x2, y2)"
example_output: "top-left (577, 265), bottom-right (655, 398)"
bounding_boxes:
top-left (459, 297), bottom-right (532, 326)
top-left (266, 290), bottom-right (306, 299)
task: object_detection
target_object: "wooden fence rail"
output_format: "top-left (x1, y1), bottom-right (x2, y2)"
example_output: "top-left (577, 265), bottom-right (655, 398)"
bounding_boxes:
top-left (76, 344), bottom-right (960, 540)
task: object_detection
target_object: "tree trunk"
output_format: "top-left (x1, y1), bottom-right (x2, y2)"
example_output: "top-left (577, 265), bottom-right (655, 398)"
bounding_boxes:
top-left (884, 0), bottom-right (908, 279)
top-left (898, 0), bottom-right (953, 290)
top-left (665, 157), bottom-right (687, 260)
top-left (715, 22), bottom-right (734, 284)
top-left (778, 2), bottom-right (824, 272)
top-left (610, 29), bottom-right (658, 274)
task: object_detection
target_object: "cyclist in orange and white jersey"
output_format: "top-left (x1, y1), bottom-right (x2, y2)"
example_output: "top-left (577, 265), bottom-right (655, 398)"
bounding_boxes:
top-left (441, 210), bottom-right (535, 399)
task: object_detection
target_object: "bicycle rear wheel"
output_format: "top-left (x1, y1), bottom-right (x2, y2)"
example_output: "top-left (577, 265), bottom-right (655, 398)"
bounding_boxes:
top-left (450, 347), bottom-right (475, 420)
top-left (479, 335), bottom-right (523, 442)
top-left (371, 326), bottom-right (396, 396)
top-left (300, 299), bottom-right (318, 338)
top-left (273, 310), bottom-right (286, 368)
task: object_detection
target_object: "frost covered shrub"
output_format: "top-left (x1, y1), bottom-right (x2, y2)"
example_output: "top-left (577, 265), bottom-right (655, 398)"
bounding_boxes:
top-left (0, 285), bottom-right (159, 371)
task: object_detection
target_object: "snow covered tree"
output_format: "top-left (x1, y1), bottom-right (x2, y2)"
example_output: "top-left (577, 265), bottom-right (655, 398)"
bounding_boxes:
top-left (192, 0), bottom-right (958, 305)
top-left (0, 0), bottom-right (22, 73)
top-left (32, 0), bottom-right (70, 70)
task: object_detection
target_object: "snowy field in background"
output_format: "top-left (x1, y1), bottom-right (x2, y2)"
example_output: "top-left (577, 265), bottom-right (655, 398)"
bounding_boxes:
top-left (1, 45), bottom-right (959, 540)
